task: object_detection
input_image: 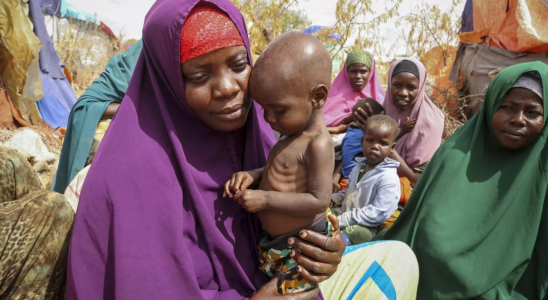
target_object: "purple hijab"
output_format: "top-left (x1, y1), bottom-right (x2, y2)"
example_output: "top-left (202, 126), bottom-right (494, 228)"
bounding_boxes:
top-left (66, 0), bottom-right (280, 298)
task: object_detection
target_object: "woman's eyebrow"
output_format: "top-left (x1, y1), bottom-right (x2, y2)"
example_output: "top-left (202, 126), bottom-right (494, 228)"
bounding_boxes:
top-left (186, 62), bottom-right (210, 69)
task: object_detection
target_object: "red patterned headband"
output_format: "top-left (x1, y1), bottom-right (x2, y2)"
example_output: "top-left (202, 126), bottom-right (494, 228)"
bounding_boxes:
top-left (180, 4), bottom-right (245, 63)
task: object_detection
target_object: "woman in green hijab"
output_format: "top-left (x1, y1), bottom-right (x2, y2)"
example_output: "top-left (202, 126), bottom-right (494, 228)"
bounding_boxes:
top-left (377, 62), bottom-right (548, 299)
top-left (52, 40), bottom-right (143, 193)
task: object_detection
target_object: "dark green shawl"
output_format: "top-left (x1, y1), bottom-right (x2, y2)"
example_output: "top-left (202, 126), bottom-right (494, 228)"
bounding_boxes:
top-left (52, 40), bottom-right (142, 193)
top-left (377, 62), bottom-right (548, 299)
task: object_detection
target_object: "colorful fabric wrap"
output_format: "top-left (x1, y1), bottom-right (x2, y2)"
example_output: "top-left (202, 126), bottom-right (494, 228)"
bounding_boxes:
top-left (346, 50), bottom-right (372, 70)
top-left (321, 241), bottom-right (419, 300)
top-left (258, 210), bottom-right (334, 294)
top-left (180, 4), bottom-right (245, 63)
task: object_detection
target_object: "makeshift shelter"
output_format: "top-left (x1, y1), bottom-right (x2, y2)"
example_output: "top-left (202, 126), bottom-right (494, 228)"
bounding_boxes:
top-left (37, 0), bottom-right (117, 40)
top-left (29, 0), bottom-right (78, 129)
top-left (450, 0), bottom-right (548, 96)
top-left (0, 0), bottom-right (45, 128)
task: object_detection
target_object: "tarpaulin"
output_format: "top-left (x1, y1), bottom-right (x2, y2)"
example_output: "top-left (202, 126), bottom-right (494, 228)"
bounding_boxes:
top-left (35, 68), bottom-right (77, 129)
top-left (0, 0), bottom-right (45, 125)
top-left (28, 0), bottom-right (65, 79)
top-left (460, 0), bottom-right (473, 33)
top-left (0, 87), bottom-right (32, 129)
top-left (37, 0), bottom-right (61, 17)
top-left (460, 0), bottom-right (548, 53)
top-left (450, 43), bottom-right (548, 95)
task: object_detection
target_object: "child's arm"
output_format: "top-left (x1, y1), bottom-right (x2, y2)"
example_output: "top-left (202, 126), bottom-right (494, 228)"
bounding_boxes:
top-left (389, 149), bottom-right (421, 187)
top-left (223, 168), bottom-right (264, 198)
top-left (234, 137), bottom-right (334, 216)
top-left (332, 160), bottom-right (343, 193)
top-left (338, 178), bottom-right (401, 229)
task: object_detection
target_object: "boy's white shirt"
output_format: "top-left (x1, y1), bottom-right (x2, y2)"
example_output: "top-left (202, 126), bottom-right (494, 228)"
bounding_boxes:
top-left (333, 157), bottom-right (401, 231)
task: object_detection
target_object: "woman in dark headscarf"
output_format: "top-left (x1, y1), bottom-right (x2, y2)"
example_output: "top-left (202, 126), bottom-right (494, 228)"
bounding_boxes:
top-left (377, 62), bottom-right (548, 299)
top-left (0, 146), bottom-right (74, 299)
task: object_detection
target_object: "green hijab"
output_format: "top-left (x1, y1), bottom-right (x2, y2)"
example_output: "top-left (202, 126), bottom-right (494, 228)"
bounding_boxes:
top-left (345, 49), bottom-right (372, 70)
top-left (52, 40), bottom-right (143, 193)
top-left (376, 62), bottom-right (548, 299)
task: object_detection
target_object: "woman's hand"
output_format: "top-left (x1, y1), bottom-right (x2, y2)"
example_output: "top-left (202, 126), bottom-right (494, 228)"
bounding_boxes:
top-left (251, 277), bottom-right (319, 300)
top-left (287, 215), bottom-right (345, 285)
top-left (353, 103), bottom-right (384, 131)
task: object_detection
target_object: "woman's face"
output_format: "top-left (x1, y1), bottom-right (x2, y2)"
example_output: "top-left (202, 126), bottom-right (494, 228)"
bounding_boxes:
top-left (390, 72), bottom-right (420, 111)
top-left (347, 63), bottom-right (370, 91)
top-left (181, 46), bottom-right (252, 132)
top-left (492, 88), bottom-right (544, 150)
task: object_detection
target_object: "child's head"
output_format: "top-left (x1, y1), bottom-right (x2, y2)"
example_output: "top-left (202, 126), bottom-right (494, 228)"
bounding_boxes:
top-left (361, 115), bottom-right (398, 165)
top-left (352, 98), bottom-right (384, 123)
top-left (492, 72), bottom-right (544, 150)
top-left (250, 32), bottom-right (333, 136)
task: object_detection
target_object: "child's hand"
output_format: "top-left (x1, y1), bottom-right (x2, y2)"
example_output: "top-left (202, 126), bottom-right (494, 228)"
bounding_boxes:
top-left (234, 190), bottom-right (267, 213)
top-left (224, 172), bottom-right (255, 198)
top-left (400, 117), bottom-right (416, 134)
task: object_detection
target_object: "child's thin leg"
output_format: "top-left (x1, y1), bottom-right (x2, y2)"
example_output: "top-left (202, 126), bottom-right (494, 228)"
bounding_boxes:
top-left (342, 225), bottom-right (374, 245)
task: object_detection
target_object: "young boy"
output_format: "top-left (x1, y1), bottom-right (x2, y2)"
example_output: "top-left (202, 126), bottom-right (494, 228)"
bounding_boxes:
top-left (332, 115), bottom-right (401, 245)
top-left (223, 32), bottom-right (334, 294)
top-left (334, 98), bottom-right (384, 191)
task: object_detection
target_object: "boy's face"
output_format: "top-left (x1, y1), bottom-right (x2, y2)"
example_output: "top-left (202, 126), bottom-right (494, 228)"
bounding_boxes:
top-left (250, 78), bottom-right (316, 136)
top-left (492, 88), bottom-right (544, 150)
top-left (361, 125), bottom-right (396, 165)
top-left (181, 46), bottom-right (252, 132)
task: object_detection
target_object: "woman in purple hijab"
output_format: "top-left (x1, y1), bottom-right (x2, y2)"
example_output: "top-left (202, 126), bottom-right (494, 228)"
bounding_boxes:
top-left (67, 0), bottom-right (346, 299)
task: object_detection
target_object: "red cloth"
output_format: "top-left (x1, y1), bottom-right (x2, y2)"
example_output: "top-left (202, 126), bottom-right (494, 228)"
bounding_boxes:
top-left (180, 4), bottom-right (245, 63)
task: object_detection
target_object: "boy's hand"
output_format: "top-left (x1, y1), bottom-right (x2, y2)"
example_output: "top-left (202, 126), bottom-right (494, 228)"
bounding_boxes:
top-left (224, 172), bottom-right (255, 198)
top-left (401, 117), bottom-right (416, 134)
top-left (234, 190), bottom-right (268, 213)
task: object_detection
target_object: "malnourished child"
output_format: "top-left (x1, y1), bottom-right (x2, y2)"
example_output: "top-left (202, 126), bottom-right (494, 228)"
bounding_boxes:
top-left (224, 32), bottom-right (335, 294)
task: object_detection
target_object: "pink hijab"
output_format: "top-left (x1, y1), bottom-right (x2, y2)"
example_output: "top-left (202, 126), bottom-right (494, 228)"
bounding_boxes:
top-left (384, 58), bottom-right (445, 167)
top-left (323, 56), bottom-right (385, 127)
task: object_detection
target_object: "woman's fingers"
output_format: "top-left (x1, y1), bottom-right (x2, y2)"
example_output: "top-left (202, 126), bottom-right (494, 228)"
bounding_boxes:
top-left (364, 103), bottom-right (375, 117)
top-left (296, 264), bottom-right (330, 285)
top-left (290, 250), bottom-right (334, 282)
top-left (328, 214), bottom-right (340, 233)
top-left (223, 181), bottom-right (232, 198)
top-left (233, 174), bottom-right (243, 192)
top-left (289, 234), bottom-right (340, 264)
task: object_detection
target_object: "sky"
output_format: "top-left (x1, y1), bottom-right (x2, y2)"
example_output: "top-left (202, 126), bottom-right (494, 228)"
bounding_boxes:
top-left (66, 0), bottom-right (464, 48)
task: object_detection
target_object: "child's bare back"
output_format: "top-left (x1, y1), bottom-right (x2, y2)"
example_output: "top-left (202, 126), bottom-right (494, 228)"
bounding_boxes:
top-left (259, 127), bottom-right (333, 237)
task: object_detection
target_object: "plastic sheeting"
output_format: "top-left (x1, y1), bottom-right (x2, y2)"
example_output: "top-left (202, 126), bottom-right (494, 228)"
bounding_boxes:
top-left (2, 127), bottom-right (57, 163)
top-left (460, 0), bottom-right (548, 53)
top-left (450, 43), bottom-right (548, 95)
top-left (36, 68), bottom-right (77, 128)
top-left (0, 87), bottom-right (32, 129)
top-left (29, 0), bottom-right (65, 79)
top-left (0, 0), bottom-right (45, 126)
top-left (28, 0), bottom-right (77, 129)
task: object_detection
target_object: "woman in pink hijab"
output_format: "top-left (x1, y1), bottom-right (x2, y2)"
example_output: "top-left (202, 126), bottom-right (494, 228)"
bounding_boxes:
top-left (383, 58), bottom-right (445, 186)
top-left (324, 50), bottom-right (385, 134)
